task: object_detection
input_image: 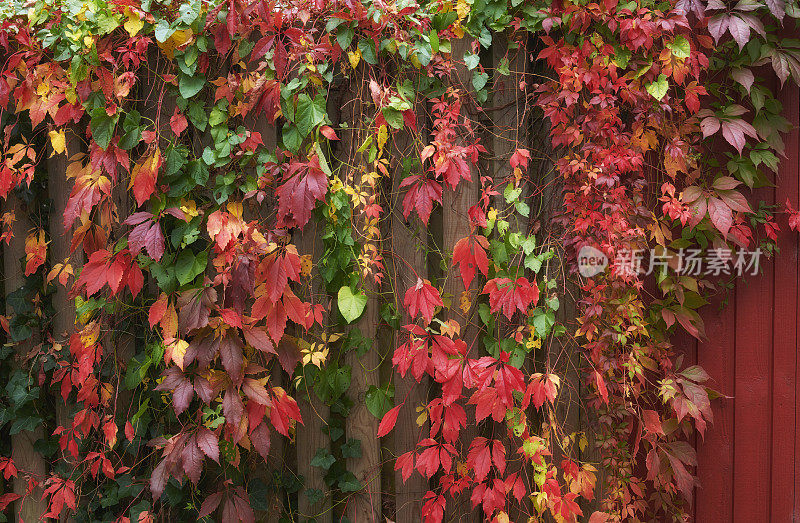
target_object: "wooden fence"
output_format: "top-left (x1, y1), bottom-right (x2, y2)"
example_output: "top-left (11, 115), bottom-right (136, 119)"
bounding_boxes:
top-left (691, 84), bottom-right (800, 522)
top-left (1, 38), bottom-right (799, 523)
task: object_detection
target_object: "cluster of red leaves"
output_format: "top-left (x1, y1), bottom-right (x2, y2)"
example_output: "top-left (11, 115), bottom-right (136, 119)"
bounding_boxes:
top-left (401, 90), bottom-right (484, 224)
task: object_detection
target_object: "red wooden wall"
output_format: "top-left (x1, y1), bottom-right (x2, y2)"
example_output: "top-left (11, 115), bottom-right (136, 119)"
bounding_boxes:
top-left (690, 86), bottom-right (800, 522)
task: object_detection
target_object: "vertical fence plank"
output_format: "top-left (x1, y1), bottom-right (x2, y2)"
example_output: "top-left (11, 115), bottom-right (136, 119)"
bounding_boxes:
top-left (695, 291), bottom-right (736, 523)
top-left (3, 194), bottom-right (47, 521)
top-left (771, 82), bottom-right (799, 523)
top-left (341, 67), bottom-right (382, 523)
top-left (442, 37), bottom-right (483, 522)
top-left (296, 219), bottom-right (332, 522)
top-left (390, 116), bottom-right (430, 520)
top-left (733, 188), bottom-right (774, 521)
top-left (47, 129), bottom-right (83, 439)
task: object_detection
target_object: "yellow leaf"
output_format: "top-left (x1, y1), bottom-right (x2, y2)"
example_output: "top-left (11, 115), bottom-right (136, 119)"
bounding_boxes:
top-left (123, 8), bottom-right (143, 38)
top-left (348, 49), bottom-right (361, 69)
top-left (459, 290), bottom-right (472, 314)
top-left (49, 129), bottom-right (66, 156)
top-left (416, 410), bottom-right (428, 426)
top-left (377, 125), bottom-right (388, 151)
top-left (300, 254), bottom-right (313, 277)
top-left (167, 339), bottom-right (189, 370)
top-left (496, 512), bottom-right (510, 523)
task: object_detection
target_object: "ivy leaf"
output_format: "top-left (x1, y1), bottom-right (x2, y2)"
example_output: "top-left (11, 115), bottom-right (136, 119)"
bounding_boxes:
top-left (338, 286), bottom-right (367, 324)
top-left (90, 107), bottom-right (119, 150)
top-left (464, 53), bottom-right (480, 70)
top-left (365, 385), bottom-right (394, 418)
top-left (175, 250), bottom-right (207, 286)
top-left (667, 36), bottom-right (690, 59)
top-left (295, 93), bottom-right (327, 137)
top-left (310, 448), bottom-right (336, 470)
top-left (179, 74), bottom-right (205, 99)
top-left (646, 74), bottom-right (669, 101)
top-left (381, 107), bottom-right (404, 129)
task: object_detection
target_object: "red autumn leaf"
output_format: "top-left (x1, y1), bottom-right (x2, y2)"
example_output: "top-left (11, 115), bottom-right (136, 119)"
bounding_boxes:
top-left (404, 278), bottom-right (443, 325)
top-left (125, 213), bottom-right (165, 261)
top-left (24, 229), bottom-right (47, 276)
top-left (592, 370), bottom-right (608, 404)
top-left (170, 110), bottom-right (188, 136)
top-left (269, 387), bottom-right (302, 436)
top-left (452, 234), bottom-right (490, 289)
top-left (395, 451), bottom-right (416, 483)
top-left (102, 419), bottom-right (117, 448)
top-left (222, 385), bottom-right (245, 430)
top-left (219, 334), bottom-right (244, 383)
top-left (130, 150), bottom-right (161, 207)
top-left (377, 403), bottom-right (403, 437)
top-left (320, 125), bottom-right (339, 140)
top-left (482, 277), bottom-right (540, 320)
top-left (467, 437), bottom-right (492, 482)
top-left (276, 155), bottom-right (328, 228)
top-left (124, 421), bottom-right (135, 442)
top-left (251, 421), bottom-right (272, 460)
top-left (242, 326), bottom-right (276, 354)
top-left (182, 434), bottom-right (203, 484)
top-left (421, 492), bottom-right (445, 523)
top-left (720, 118), bottom-right (759, 155)
top-left (242, 378), bottom-right (271, 405)
top-left (198, 492), bottom-right (223, 519)
top-left (261, 246), bottom-right (302, 302)
top-left (415, 441), bottom-right (442, 478)
top-left (509, 148), bottom-right (530, 170)
top-left (400, 175), bottom-right (443, 225)
top-left (148, 294), bottom-right (168, 328)
top-left (786, 199), bottom-right (800, 231)
top-left (642, 409), bottom-right (664, 436)
top-left (0, 493), bottom-right (20, 511)
top-left (707, 196), bottom-right (733, 237)
top-left (523, 373), bottom-right (559, 409)
top-left (219, 308), bottom-right (243, 328)
top-left (469, 387), bottom-right (507, 423)
top-left (196, 426), bottom-right (220, 463)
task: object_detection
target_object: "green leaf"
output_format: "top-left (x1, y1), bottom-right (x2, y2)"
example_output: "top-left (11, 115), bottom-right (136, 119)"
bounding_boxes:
top-left (337, 286), bottom-right (367, 323)
top-left (472, 71), bottom-right (488, 91)
top-left (179, 74), bottom-right (205, 99)
top-left (341, 439), bottom-right (362, 459)
top-left (310, 448), bottom-right (336, 470)
top-left (338, 472), bottom-right (362, 493)
top-left (178, 0), bottom-right (201, 25)
top-left (358, 39), bottom-right (377, 64)
top-left (304, 488), bottom-right (324, 506)
top-left (381, 107), bottom-right (404, 129)
top-left (90, 107), bottom-right (119, 150)
top-left (365, 385), bottom-right (394, 418)
top-left (668, 36), bottom-right (691, 59)
top-left (187, 101), bottom-right (207, 131)
top-left (282, 125), bottom-right (303, 152)
top-left (646, 74), bottom-right (669, 101)
top-left (175, 250), bottom-right (207, 286)
top-left (154, 20), bottom-right (174, 43)
top-left (295, 93), bottom-right (327, 137)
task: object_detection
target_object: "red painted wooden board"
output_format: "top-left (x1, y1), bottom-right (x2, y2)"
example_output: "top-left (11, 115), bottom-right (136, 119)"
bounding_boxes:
top-left (693, 86), bottom-right (800, 522)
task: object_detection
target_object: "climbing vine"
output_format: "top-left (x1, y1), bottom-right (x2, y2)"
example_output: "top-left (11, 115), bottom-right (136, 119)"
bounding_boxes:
top-left (0, 0), bottom-right (797, 521)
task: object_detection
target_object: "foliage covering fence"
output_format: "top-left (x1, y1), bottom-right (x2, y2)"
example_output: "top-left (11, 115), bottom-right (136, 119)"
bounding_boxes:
top-left (0, 0), bottom-right (799, 521)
